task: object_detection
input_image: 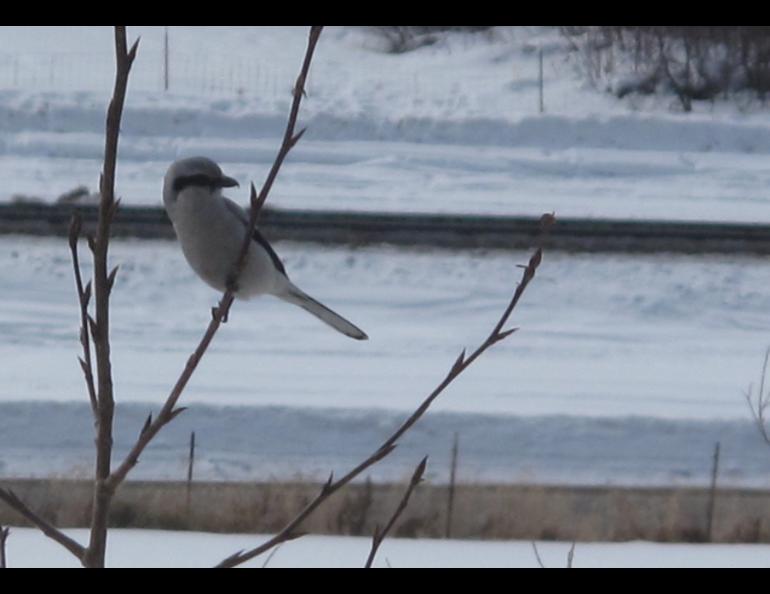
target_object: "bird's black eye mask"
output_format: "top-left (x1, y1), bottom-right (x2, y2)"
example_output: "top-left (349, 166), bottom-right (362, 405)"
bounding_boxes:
top-left (172, 173), bottom-right (219, 193)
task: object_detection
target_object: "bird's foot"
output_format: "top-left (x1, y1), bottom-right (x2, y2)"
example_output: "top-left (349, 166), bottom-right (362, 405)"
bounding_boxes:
top-left (211, 306), bottom-right (229, 324)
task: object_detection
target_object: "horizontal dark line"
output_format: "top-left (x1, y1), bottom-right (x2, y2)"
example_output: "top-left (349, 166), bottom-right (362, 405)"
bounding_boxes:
top-left (2, 202), bottom-right (770, 254)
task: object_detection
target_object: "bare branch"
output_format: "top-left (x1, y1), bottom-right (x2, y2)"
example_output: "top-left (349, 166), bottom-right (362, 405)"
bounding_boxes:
top-left (215, 214), bottom-right (556, 568)
top-left (567, 541), bottom-right (576, 568)
top-left (107, 265), bottom-right (120, 293)
top-left (83, 25), bottom-right (139, 570)
top-left (68, 213), bottom-right (98, 417)
top-left (0, 488), bottom-right (85, 562)
top-left (261, 544), bottom-right (282, 569)
top-left (531, 542), bottom-right (546, 568)
top-left (531, 541), bottom-right (575, 568)
top-left (365, 457), bottom-right (427, 568)
top-left (106, 26), bottom-right (324, 492)
top-left (745, 346), bottom-right (770, 445)
top-left (0, 524), bottom-right (9, 569)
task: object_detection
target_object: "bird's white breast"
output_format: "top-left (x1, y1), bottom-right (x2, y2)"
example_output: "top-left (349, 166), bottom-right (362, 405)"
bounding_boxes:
top-left (169, 188), bottom-right (280, 297)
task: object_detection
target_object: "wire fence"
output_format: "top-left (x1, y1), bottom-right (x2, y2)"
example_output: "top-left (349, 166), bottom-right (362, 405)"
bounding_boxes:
top-left (0, 50), bottom-right (296, 98)
top-left (0, 43), bottom-right (555, 114)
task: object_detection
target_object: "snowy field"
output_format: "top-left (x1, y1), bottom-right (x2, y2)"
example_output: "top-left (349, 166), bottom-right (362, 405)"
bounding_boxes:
top-left (1, 26), bottom-right (770, 222)
top-left (3, 235), bottom-right (770, 486)
top-left (2, 27), bottom-right (770, 488)
top-left (3, 527), bottom-right (770, 568)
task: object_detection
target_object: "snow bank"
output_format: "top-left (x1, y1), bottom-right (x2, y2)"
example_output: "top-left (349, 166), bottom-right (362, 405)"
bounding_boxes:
top-left (4, 527), bottom-right (770, 567)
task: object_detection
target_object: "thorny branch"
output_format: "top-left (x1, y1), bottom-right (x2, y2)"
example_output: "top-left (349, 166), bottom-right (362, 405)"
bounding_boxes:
top-left (68, 215), bottom-right (97, 418)
top-left (365, 457), bottom-right (427, 568)
top-left (105, 26), bottom-right (324, 492)
top-left (83, 25), bottom-right (139, 569)
top-left (216, 213), bottom-right (556, 568)
top-left (0, 26), bottom-right (138, 569)
top-left (0, 489), bottom-right (85, 561)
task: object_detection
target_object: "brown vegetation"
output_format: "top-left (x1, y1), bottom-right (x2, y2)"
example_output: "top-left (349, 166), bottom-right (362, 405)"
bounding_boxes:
top-left (3, 479), bottom-right (770, 544)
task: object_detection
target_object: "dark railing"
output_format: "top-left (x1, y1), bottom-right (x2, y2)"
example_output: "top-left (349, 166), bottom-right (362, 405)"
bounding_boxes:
top-left (2, 202), bottom-right (770, 254)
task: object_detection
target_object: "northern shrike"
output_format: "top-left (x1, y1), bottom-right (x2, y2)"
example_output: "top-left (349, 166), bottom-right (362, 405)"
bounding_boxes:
top-left (163, 156), bottom-right (368, 340)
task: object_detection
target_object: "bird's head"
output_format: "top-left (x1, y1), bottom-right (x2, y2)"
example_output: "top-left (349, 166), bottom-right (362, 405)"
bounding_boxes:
top-left (163, 156), bottom-right (240, 205)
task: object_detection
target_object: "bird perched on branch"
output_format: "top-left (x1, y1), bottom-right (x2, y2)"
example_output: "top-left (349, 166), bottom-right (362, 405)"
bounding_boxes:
top-left (163, 156), bottom-right (368, 340)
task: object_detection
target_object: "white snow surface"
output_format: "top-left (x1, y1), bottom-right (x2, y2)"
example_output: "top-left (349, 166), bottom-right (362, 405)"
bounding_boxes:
top-left (3, 236), bottom-right (770, 487)
top-left (4, 527), bottom-right (770, 568)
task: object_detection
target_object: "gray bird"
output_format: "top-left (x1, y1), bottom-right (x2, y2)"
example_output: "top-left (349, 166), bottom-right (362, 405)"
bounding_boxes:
top-left (163, 156), bottom-right (368, 340)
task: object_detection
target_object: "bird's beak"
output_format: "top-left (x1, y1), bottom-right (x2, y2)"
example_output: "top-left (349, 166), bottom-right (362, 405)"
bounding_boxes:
top-left (218, 175), bottom-right (240, 188)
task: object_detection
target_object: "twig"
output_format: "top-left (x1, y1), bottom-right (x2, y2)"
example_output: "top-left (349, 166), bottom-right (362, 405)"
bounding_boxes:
top-left (82, 25), bottom-right (139, 569)
top-left (261, 544), bottom-right (282, 569)
top-left (68, 214), bottom-right (97, 417)
top-left (566, 541), bottom-right (575, 568)
top-left (105, 26), bottom-right (323, 493)
top-left (0, 488), bottom-right (85, 561)
top-left (0, 524), bottom-right (9, 569)
top-left (365, 457), bottom-right (427, 568)
top-left (531, 540), bottom-right (576, 568)
top-left (215, 213), bottom-right (556, 568)
top-left (531, 542), bottom-right (546, 568)
top-left (744, 346), bottom-right (770, 445)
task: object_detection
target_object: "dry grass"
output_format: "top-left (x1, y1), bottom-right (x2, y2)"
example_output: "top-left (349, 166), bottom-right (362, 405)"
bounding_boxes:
top-left (3, 478), bottom-right (770, 544)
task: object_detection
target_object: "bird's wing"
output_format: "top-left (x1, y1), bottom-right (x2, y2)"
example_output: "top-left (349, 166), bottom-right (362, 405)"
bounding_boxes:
top-left (223, 197), bottom-right (287, 277)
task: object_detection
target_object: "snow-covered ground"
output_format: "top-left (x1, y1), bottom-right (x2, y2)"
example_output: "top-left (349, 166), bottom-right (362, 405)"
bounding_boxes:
top-left (3, 235), bottom-right (770, 486)
top-left (3, 527), bottom-right (770, 568)
top-left (3, 27), bottom-right (770, 487)
top-left (1, 26), bottom-right (770, 221)
top-left (4, 235), bottom-right (770, 421)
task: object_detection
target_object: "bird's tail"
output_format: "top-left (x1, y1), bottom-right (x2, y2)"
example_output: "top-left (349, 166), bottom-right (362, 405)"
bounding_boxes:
top-left (281, 284), bottom-right (368, 341)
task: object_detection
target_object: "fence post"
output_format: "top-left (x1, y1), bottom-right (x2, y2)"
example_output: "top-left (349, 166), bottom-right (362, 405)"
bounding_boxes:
top-left (186, 430), bottom-right (196, 516)
top-left (706, 441), bottom-right (720, 542)
top-left (445, 432), bottom-right (460, 538)
top-left (538, 47), bottom-right (545, 114)
top-left (163, 26), bottom-right (170, 92)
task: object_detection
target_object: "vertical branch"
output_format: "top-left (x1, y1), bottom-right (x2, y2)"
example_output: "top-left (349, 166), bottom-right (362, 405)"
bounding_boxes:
top-left (365, 457), bottom-right (427, 568)
top-left (0, 525), bottom-right (9, 569)
top-left (106, 26), bottom-right (323, 493)
top-left (83, 26), bottom-right (139, 570)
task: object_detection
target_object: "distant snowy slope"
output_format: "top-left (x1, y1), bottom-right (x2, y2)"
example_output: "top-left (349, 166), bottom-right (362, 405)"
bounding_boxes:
top-left (3, 401), bottom-right (770, 487)
top-left (0, 26), bottom-right (769, 221)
